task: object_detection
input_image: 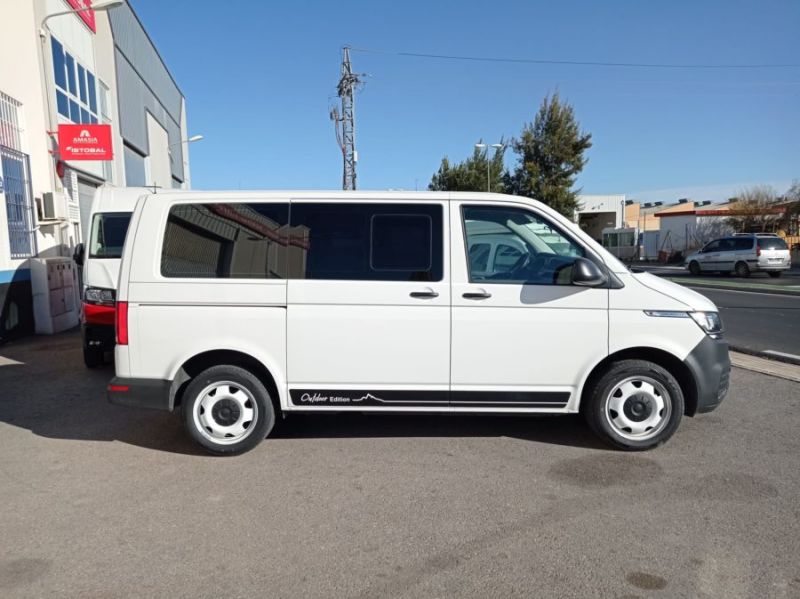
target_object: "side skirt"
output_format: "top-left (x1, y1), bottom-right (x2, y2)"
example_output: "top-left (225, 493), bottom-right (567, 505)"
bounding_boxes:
top-left (288, 389), bottom-right (570, 409)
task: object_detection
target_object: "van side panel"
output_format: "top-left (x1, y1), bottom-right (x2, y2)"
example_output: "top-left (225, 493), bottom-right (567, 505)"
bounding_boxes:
top-left (128, 301), bottom-right (287, 403)
top-left (122, 196), bottom-right (290, 408)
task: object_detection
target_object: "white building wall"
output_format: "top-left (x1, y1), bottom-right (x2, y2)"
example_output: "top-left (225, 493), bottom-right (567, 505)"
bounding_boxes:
top-left (0, 0), bottom-right (190, 338)
top-left (576, 195), bottom-right (627, 228)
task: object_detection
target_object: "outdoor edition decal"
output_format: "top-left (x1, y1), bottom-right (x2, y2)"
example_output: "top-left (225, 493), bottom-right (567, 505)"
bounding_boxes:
top-left (289, 390), bottom-right (570, 408)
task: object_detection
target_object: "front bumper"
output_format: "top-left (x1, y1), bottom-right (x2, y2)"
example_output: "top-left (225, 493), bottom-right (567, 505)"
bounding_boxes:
top-left (683, 336), bottom-right (731, 415)
top-left (107, 377), bottom-right (172, 411)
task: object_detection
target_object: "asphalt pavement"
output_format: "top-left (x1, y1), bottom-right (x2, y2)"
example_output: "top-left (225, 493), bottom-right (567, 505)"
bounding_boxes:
top-left (687, 287), bottom-right (800, 360)
top-left (1, 331), bottom-right (799, 598)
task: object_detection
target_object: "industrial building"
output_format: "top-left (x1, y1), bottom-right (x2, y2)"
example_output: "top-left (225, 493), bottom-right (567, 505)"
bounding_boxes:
top-left (0, 0), bottom-right (193, 341)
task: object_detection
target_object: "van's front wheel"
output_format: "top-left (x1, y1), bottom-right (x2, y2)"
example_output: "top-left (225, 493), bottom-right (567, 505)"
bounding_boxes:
top-left (181, 365), bottom-right (275, 455)
top-left (584, 360), bottom-right (684, 450)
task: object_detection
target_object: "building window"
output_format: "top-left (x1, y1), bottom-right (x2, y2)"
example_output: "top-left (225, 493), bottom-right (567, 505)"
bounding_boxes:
top-left (99, 82), bottom-right (113, 182)
top-left (0, 91), bottom-right (24, 151)
top-left (51, 37), bottom-right (98, 124)
top-left (1, 145), bottom-right (37, 259)
top-left (123, 145), bottom-right (147, 186)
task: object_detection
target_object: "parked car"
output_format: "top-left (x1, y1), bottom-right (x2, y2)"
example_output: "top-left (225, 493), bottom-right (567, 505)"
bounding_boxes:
top-left (107, 190), bottom-right (730, 454)
top-left (684, 233), bottom-right (791, 278)
top-left (72, 188), bottom-right (147, 367)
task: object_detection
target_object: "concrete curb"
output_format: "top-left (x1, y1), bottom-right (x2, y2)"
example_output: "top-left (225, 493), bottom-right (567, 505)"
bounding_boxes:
top-left (730, 351), bottom-right (800, 383)
top-left (730, 345), bottom-right (800, 367)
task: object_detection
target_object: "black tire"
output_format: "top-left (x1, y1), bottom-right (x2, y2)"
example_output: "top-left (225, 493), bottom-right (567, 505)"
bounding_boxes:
top-left (583, 360), bottom-right (684, 451)
top-left (768, 271), bottom-right (781, 278)
top-left (181, 365), bottom-right (275, 455)
top-left (734, 261), bottom-right (750, 278)
top-left (83, 347), bottom-right (104, 368)
top-left (688, 261), bottom-right (701, 275)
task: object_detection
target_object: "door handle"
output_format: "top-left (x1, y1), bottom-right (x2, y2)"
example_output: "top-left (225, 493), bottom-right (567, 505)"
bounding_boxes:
top-left (462, 290), bottom-right (492, 300)
top-left (410, 290), bottom-right (440, 299)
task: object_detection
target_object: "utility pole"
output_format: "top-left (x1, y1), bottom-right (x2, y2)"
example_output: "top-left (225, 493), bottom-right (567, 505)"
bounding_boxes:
top-left (330, 47), bottom-right (364, 190)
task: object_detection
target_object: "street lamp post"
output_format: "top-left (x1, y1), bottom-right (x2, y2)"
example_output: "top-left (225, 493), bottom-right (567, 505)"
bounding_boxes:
top-left (474, 142), bottom-right (504, 193)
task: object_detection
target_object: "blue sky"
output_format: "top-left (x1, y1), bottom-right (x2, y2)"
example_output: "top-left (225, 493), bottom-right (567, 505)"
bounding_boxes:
top-left (133, 0), bottom-right (799, 201)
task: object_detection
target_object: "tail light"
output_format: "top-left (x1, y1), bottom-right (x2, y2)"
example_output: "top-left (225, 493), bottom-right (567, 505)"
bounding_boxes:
top-left (116, 301), bottom-right (128, 345)
top-left (756, 244), bottom-right (761, 257)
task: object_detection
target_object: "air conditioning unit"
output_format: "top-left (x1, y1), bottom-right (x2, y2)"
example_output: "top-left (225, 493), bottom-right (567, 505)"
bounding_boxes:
top-left (40, 191), bottom-right (67, 221)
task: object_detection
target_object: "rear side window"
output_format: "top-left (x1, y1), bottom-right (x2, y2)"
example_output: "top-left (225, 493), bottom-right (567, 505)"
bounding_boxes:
top-left (289, 203), bottom-right (443, 281)
top-left (734, 238), bottom-right (754, 251)
top-left (758, 237), bottom-right (788, 250)
top-left (161, 203), bottom-right (290, 278)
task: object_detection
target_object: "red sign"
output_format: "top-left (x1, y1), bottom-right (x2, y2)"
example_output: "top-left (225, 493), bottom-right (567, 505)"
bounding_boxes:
top-left (66, 0), bottom-right (97, 33)
top-left (58, 124), bottom-right (113, 161)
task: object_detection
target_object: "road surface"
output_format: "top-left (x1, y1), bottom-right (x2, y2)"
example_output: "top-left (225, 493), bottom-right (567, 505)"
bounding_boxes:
top-left (0, 331), bottom-right (798, 598)
top-left (688, 287), bottom-right (800, 361)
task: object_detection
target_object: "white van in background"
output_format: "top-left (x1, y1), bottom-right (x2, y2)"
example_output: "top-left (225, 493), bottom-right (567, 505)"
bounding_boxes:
top-left (107, 191), bottom-right (730, 455)
top-left (73, 188), bottom-right (147, 367)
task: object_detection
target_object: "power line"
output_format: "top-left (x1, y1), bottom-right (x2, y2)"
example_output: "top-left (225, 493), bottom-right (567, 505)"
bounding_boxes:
top-left (350, 47), bottom-right (800, 70)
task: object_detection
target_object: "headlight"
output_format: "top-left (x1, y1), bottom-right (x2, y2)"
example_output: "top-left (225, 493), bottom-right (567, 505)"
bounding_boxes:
top-left (689, 311), bottom-right (723, 336)
top-left (84, 287), bottom-right (115, 305)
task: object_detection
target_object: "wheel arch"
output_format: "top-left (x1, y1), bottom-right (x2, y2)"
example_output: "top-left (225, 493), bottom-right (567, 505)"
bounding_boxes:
top-left (579, 347), bottom-right (699, 417)
top-left (169, 349), bottom-right (282, 415)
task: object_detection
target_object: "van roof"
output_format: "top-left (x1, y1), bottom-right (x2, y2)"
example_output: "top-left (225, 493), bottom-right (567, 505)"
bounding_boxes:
top-left (101, 189), bottom-right (524, 202)
top-left (92, 186), bottom-right (152, 213)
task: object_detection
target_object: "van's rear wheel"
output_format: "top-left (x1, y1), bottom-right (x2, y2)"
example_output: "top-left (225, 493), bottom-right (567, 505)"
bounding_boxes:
top-left (181, 365), bottom-right (274, 455)
top-left (584, 360), bottom-right (684, 450)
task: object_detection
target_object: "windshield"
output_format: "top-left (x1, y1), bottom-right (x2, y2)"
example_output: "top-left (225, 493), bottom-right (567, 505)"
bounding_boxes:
top-left (89, 212), bottom-right (131, 259)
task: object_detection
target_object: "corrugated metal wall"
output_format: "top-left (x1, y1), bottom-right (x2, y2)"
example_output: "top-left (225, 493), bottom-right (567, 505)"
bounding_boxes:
top-left (109, 4), bottom-right (185, 182)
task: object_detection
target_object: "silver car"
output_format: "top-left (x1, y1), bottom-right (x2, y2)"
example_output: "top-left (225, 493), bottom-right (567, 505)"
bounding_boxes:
top-left (685, 233), bottom-right (792, 278)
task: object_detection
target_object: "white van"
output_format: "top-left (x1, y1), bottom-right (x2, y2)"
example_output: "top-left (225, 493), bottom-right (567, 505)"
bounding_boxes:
top-left (108, 191), bottom-right (730, 454)
top-left (73, 187), bottom-right (147, 367)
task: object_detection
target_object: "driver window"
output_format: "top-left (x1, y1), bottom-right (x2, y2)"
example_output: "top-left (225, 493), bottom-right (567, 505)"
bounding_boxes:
top-left (462, 205), bottom-right (585, 285)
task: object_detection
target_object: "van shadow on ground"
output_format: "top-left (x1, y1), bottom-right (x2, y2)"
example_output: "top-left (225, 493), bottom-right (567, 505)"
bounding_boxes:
top-left (0, 331), bottom-right (607, 455)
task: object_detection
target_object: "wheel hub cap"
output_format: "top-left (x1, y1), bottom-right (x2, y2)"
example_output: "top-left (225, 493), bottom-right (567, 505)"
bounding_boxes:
top-left (605, 376), bottom-right (671, 441)
top-left (192, 381), bottom-right (258, 445)
top-left (623, 394), bottom-right (654, 422)
top-left (212, 399), bottom-right (241, 427)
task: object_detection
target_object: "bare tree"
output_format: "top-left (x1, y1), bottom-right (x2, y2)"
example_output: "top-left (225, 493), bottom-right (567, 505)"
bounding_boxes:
top-left (725, 185), bottom-right (782, 233)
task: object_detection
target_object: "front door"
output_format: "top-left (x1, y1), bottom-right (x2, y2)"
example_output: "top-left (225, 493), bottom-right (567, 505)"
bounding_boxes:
top-left (286, 199), bottom-right (451, 409)
top-left (698, 240), bottom-right (721, 271)
top-left (450, 201), bottom-right (608, 410)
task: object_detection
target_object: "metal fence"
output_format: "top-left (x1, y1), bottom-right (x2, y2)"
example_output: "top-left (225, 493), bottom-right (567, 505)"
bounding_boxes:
top-left (1, 145), bottom-right (37, 259)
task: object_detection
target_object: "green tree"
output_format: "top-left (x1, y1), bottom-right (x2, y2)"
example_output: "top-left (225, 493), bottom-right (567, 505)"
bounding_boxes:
top-left (428, 142), bottom-right (507, 192)
top-left (507, 92), bottom-right (592, 217)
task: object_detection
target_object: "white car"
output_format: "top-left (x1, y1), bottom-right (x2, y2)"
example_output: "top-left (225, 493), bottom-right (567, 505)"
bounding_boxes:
top-left (685, 233), bottom-right (791, 278)
top-left (108, 191), bottom-right (730, 454)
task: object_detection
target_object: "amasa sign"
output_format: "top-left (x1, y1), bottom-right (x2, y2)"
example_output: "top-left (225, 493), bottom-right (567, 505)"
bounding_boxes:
top-left (58, 124), bottom-right (113, 161)
top-left (66, 0), bottom-right (97, 33)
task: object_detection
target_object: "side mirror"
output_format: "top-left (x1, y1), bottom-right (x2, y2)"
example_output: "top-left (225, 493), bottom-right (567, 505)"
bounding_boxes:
top-left (73, 242), bottom-right (85, 266)
top-left (571, 257), bottom-right (607, 287)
